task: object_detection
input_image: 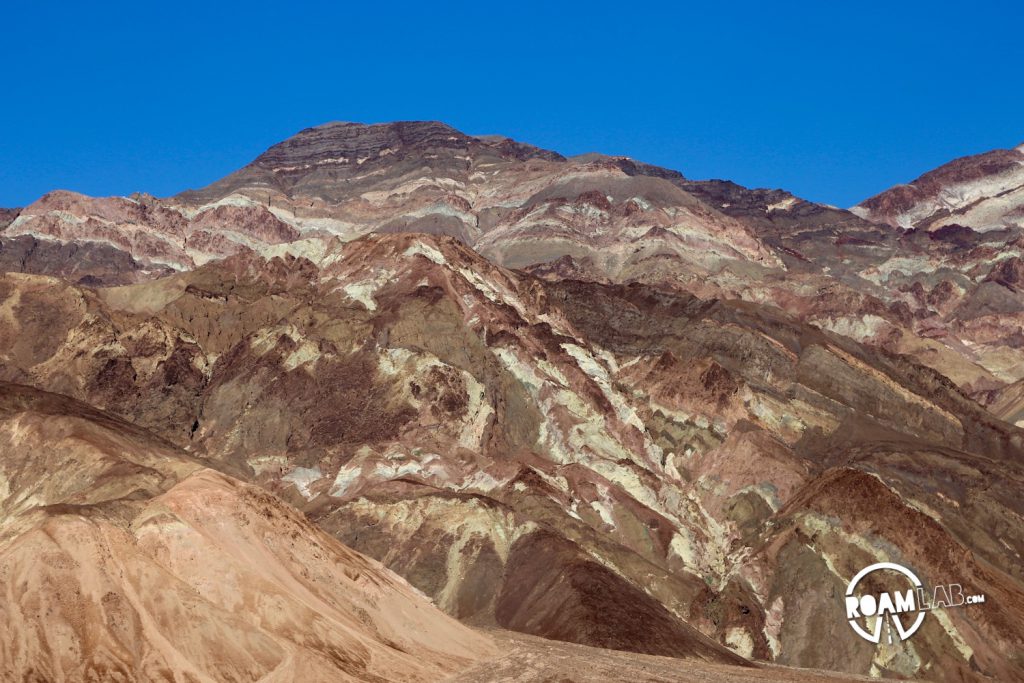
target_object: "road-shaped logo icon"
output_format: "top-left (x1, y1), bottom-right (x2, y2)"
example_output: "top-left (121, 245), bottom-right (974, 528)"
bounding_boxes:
top-left (844, 561), bottom-right (985, 644)
top-left (845, 562), bottom-right (926, 644)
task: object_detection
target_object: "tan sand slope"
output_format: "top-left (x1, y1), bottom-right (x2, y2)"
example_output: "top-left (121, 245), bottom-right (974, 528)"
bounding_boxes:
top-left (446, 630), bottom-right (876, 683)
top-left (0, 383), bottom-right (494, 681)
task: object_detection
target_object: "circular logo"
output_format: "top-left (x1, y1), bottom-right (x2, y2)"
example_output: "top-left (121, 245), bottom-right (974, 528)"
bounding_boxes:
top-left (845, 562), bottom-right (926, 644)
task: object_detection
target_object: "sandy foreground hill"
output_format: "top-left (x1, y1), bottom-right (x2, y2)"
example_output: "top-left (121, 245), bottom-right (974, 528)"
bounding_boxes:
top-left (0, 383), bottom-right (494, 681)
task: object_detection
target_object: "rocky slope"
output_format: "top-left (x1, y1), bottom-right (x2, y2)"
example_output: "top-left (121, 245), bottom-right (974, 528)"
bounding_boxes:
top-left (2, 232), bottom-right (1022, 680)
top-left (853, 144), bottom-right (1024, 411)
top-left (5, 122), bottom-right (1024, 681)
top-left (0, 382), bottom-right (495, 681)
top-left (987, 376), bottom-right (1024, 427)
top-left (854, 144), bottom-right (1024, 231)
top-left (8, 122), bottom-right (1024, 402)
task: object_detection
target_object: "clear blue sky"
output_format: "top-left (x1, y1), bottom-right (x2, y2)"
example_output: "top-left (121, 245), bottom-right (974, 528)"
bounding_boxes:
top-left (2, 0), bottom-right (1022, 208)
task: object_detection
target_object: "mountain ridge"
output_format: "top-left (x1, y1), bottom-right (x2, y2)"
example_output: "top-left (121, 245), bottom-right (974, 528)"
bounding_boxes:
top-left (853, 143), bottom-right (1024, 230)
top-left (9, 121), bottom-right (1023, 409)
top-left (2, 226), bottom-right (1023, 679)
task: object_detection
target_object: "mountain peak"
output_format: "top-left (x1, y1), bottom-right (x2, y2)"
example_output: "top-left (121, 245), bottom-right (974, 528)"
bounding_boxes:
top-left (855, 143), bottom-right (1024, 229)
top-left (251, 120), bottom-right (470, 169)
top-left (250, 119), bottom-right (567, 170)
top-left (176, 120), bottom-right (565, 203)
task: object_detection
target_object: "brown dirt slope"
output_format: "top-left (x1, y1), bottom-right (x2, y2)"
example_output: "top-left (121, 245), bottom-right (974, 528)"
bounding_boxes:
top-left (0, 382), bottom-right (494, 682)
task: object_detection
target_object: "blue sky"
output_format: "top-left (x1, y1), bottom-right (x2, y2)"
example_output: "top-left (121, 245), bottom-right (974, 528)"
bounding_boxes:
top-left (2, 0), bottom-right (1022, 208)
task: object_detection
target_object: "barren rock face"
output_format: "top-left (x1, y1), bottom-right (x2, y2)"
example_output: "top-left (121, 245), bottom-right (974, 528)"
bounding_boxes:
top-left (4, 122), bottom-right (1024, 681)
top-left (8, 122), bottom-right (1024, 401)
top-left (855, 145), bottom-right (1024, 231)
top-left (180, 121), bottom-right (565, 204)
top-left (2, 230), bottom-right (1022, 680)
top-left (989, 376), bottom-right (1024, 427)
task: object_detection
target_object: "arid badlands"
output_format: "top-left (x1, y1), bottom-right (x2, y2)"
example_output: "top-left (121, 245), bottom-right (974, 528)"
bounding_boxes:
top-left (2, 121), bottom-right (1023, 681)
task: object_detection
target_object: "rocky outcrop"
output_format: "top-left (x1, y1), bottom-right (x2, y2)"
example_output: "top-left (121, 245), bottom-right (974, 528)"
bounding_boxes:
top-left (0, 233), bottom-right (166, 285)
top-left (178, 121), bottom-right (565, 205)
top-left (855, 144), bottom-right (1024, 231)
top-left (5, 122), bottom-right (1024, 680)
top-left (9, 122), bottom-right (1023, 400)
top-left (1, 231), bottom-right (1022, 680)
top-left (987, 376), bottom-right (1024, 427)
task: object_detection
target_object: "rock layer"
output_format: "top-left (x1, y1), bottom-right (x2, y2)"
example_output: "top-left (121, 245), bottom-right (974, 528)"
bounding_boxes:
top-left (4, 122), bottom-right (1024, 681)
top-left (9, 122), bottom-right (1024, 400)
top-left (1, 232), bottom-right (1022, 680)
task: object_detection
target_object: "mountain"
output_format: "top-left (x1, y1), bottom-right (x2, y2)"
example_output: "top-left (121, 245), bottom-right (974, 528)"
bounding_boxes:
top-left (179, 120), bottom-right (565, 206)
top-left (2, 230), bottom-right (1022, 680)
top-left (3, 122), bottom-right (1024, 681)
top-left (853, 144), bottom-right (1024, 231)
top-left (7, 122), bottom-right (1024, 404)
top-left (853, 143), bottom-right (1024, 413)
